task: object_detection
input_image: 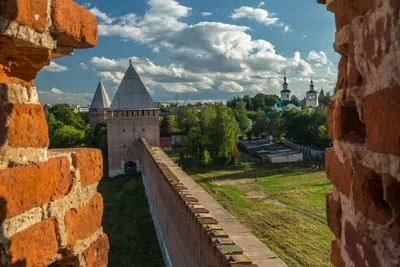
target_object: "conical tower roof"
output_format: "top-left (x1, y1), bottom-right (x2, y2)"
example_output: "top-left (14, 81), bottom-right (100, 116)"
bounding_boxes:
top-left (109, 62), bottom-right (155, 110)
top-left (90, 79), bottom-right (111, 109)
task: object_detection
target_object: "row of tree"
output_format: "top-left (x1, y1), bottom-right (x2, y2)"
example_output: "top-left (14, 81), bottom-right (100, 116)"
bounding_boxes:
top-left (161, 104), bottom-right (240, 163)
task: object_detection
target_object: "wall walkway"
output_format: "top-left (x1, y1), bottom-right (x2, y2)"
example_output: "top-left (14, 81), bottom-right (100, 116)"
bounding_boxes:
top-left (140, 138), bottom-right (287, 267)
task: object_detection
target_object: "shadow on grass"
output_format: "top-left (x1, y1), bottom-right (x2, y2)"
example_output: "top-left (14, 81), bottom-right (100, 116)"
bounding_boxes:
top-left (98, 174), bottom-right (164, 267)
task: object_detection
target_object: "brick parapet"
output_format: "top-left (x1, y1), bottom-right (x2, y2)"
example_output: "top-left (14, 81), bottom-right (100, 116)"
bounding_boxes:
top-left (0, 1), bottom-right (107, 266)
top-left (140, 138), bottom-right (286, 267)
top-left (319, 0), bottom-right (400, 266)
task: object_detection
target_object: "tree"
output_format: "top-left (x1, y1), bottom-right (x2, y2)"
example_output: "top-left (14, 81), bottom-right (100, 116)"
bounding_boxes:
top-left (234, 100), bottom-right (249, 135)
top-left (160, 115), bottom-right (179, 136)
top-left (52, 125), bottom-right (86, 148)
top-left (291, 95), bottom-right (300, 105)
top-left (251, 111), bottom-right (268, 138)
top-left (214, 104), bottom-right (240, 162)
top-left (156, 103), bottom-right (170, 113)
top-left (176, 106), bottom-right (198, 134)
top-left (201, 150), bottom-right (212, 168)
top-left (186, 126), bottom-right (211, 156)
top-left (92, 122), bottom-right (108, 174)
top-left (242, 95), bottom-right (253, 110)
top-left (266, 111), bottom-right (285, 143)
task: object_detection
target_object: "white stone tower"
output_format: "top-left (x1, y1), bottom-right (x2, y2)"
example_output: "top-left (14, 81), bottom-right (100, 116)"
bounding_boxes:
top-left (306, 80), bottom-right (319, 109)
top-left (107, 62), bottom-right (160, 177)
top-left (280, 76), bottom-right (292, 101)
top-left (89, 78), bottom-right (111, 130)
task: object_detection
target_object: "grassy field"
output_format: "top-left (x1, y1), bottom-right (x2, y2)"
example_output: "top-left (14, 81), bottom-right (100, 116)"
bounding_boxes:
top-left (167, 149), bottom-right (334, 267)
top-left (98, 174), bottom-right (164, 267)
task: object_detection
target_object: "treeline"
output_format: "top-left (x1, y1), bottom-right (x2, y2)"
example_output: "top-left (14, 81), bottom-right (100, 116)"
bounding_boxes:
top-left (250, 107), bottom-right (331, 149)
top-left (161, 104), bottom-right (240, 164)
top-left (227, 93), bottom-right (280, 112)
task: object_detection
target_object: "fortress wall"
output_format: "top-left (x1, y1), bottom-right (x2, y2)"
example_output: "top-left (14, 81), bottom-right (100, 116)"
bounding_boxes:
top-left (140, 138), bottom-right (287, 267)
top-left (0, 1), bottom-right (109, 266)
top-left (318, 0), bottom-right (400, 266)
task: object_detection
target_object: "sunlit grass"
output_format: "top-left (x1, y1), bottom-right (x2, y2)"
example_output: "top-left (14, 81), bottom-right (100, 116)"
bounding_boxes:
top-left (167, 149), bottom-right (333, 267)
top-left (98, 174), bottom-right (164, 267)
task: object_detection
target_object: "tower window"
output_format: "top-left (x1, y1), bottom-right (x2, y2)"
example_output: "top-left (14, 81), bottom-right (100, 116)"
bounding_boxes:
top-left (143, 128), bottom-right (145, 132)
top-left (123, 129), bottom-right (125, 132)
top-left (126, 111), bottom-right (129, 116)
top-left (142, 110), bottom-right (145, 116)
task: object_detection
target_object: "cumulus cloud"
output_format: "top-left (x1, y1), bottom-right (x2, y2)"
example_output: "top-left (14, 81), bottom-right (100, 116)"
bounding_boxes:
top-left (288, 52), bottom-right (314, 76)
top-left (201, 12), bottom-right (212, 17)
top-left (87, 1), bottom-right (336, 97)
top-left (258, 2), bottom-right (265, 7)
top-left (231, 6), bottom-right (279, 26)
top-left (38, 88), bottom-right (93, 105)
top-left (220, 81), bottom-right (245, 92)
top-left (82, 2), bottom-right (91, 8)
top-left (89, 7), bottom-right (114, 24)
top-left (42, 61), bottom-right (69, 72)
top-left (80, 63), bottom-right (88, 70)
top-left (307, 50), bottom-right (330, 65)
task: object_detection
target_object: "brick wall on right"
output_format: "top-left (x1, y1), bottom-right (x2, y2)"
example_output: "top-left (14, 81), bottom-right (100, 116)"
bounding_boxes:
top-left (317, 0), bottom-right (400, 266)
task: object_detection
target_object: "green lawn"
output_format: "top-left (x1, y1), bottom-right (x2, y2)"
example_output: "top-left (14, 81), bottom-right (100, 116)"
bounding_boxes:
top-left (98, 174), bottom-right (164, 267)
top-left (167, 149), bottom-right (333, 267)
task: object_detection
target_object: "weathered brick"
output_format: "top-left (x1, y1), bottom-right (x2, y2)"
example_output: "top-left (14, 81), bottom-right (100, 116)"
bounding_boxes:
top-left (0, 0), bottom-right (48, 33)
top-left (335, 56), bottom-right (348, 92)
top-left (353, 164), bottom-right (392, 224)
top-left (330, 240), bottom-right (345, 267)
top-left (9, 220), bottom-right (58, 266)
top-left (0, 38), bottom-right (51, 86)
top-left (83, 234), bottom-right (109, 267)
top-left (65, 193), bottom-right (104, 247)
top-left (0, 157), bottom-right (71, 219)
top-left (48, 256), bottom-right (80, 267)
top-left (364, 85), bottom-right (400, 157)
top-left (327, 100), bottom-right (335, 140)
top-left (72, 149), bottom-right (103, 186)
top-left (328, 0), bottom-right (374, 31)
top-left (334, 104), bottom-right (365, 143)
top-left (383, 176), bottom-right (400, 227)
top-left (0, 104), bottom-right (49, 148)
top-left (325, 148), bottom-right (352, 198)
top-left (344, 221), bottom-right (380, 266)
top-left (326, 192), bottom-right (342, 238)
top-left (50, 0), bottom-right (98, 48)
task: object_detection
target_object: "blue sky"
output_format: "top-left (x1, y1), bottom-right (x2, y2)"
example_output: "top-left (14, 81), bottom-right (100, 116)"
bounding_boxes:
top-left (36, 0), bottom-right (338, 105)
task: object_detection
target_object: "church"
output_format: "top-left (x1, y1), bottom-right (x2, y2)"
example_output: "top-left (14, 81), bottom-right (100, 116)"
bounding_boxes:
top-left (273, 76), bottom-right (325, 112)
top-left (89, 61), bottom-right (160, 177)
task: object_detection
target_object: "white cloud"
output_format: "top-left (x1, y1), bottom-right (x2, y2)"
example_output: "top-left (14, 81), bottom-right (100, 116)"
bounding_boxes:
top-left (288, 52), bottom-right (314, 76)
top-left (50, 88), bottom-right (63, 94)
top-left (231, 6), bottom-right (280, 26)
top-left (89, 7), bottom-right (114, 24)
top-left (201, 12), bottom-right (212, 17)
top-left (80, 63), bottom-right (88, 70)
top-left (258, 2), bottom-right (265, 7)
top-left (284, 25), bottom-right (291, 33)
top-left (82, 2), bottom-right (91, 8)
top-left (307, 50), bottom-right (330, 65)
top-left (38, 88), bottom-right (93, 105)
top-left (88, 1), bottom-right (336, 97)
top-left (220, 81), bottom-right (245, 92)
top-left (42, 61), bottom-right (69, 72)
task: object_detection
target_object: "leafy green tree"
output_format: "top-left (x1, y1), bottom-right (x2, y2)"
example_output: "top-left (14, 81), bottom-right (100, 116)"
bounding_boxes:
top-left (291, 95), bottom-right (300, 105)
top-left (201, 150), bottom-right (212, 168)
top-left (156, 103), bottom-right (170, 113)
top-left (214, 104), bottom-right (240, 162)
top-left (186, 126), bottom-right (211, 156)
top-left (242, 95), bottom-right (253, 110)
top-left (167, 115), bottom-right (179, 134)
top-left (176, 106), bottom-right (198, 134)
top-left (234, 100), bottom-right (249, 135)
top-left (266, 111), bottom-right (285, 143)
top-left (52, 125), bottom-right (86, 148)
top-left (92, 122), bottom-right (108, 174)
top-left (251, 111), bottom-right (268, 138)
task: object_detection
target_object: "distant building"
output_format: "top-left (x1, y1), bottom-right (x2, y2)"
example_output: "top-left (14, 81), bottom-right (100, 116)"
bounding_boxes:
top-left (274, 76), bottom-right (302, 111)
top-left (74, 105), bottom-right (89, 113)
top-left (107, 62), bottom-right (160, 177)
top-left (89, 79), bottom-right (111, 129)
top-left (305, 80), bottom-right (319, 111)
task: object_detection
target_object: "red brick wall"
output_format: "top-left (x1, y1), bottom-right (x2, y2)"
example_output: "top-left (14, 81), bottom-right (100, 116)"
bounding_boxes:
top-left (0, 1), bottom-right (108, 266)
top-left (140, 139), bottom-right (257, 267)
top-left (318, 0), bottom-right (400, 266)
